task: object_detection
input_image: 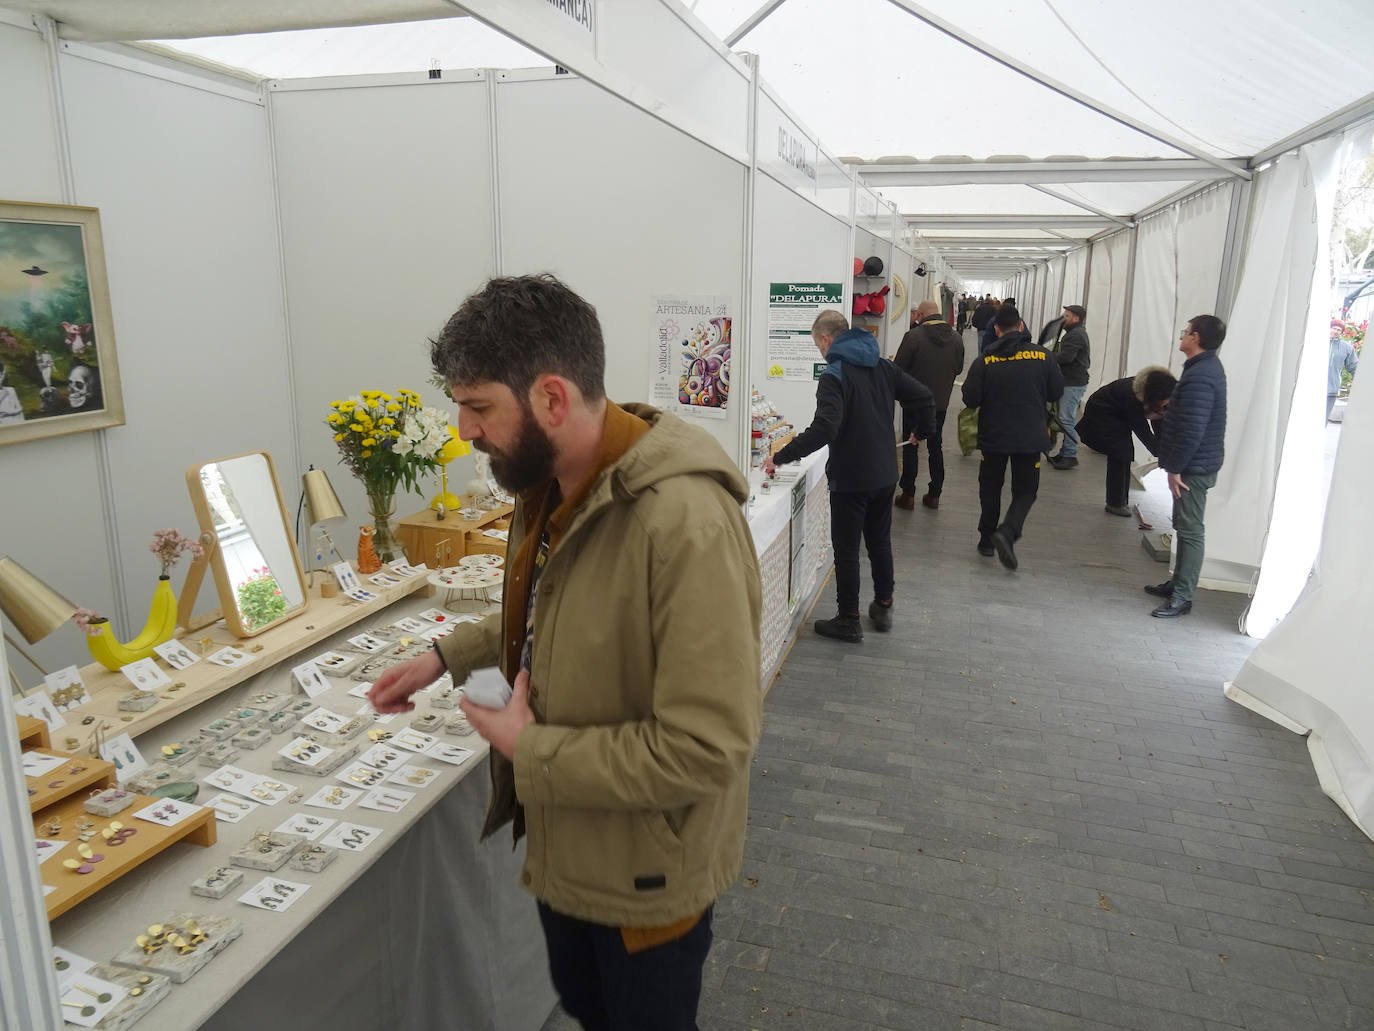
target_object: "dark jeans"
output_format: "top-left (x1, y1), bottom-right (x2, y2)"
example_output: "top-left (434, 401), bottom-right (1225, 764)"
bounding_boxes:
top-left (830, 486), bottom-right (896, 615)
top-left (977, 452), bottom-right (1041, 541)
top-left (1170, 470), bottom-right (1217, 603)
top-left (1106, 454), bottom-right (1131, 508)
top-left (900, 408), bottom-right (947, 496)
top-left (538, 902), bottom-right (713, 1031)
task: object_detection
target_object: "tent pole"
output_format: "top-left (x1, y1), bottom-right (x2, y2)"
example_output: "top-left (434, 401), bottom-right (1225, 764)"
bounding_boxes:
top-left (724, 0), bottom-right (789, 47)
top-left (1027, 184), bottom-right (1132, 227)
top-left (1215, 178), bottom-right (1254, 322)
top-left (1118, 226), bottom-right (1140, 377)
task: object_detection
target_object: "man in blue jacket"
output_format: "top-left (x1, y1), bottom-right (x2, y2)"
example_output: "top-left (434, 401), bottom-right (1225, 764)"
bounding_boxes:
top-left (1145, 314), bottom-right (1228, 618)
top-left (767, 309), bottom-right (934, 642)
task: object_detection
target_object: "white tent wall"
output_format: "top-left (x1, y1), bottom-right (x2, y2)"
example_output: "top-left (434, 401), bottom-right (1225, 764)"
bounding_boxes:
top-left (268, 74), bottom-right (496, 527)
top-left (0, 24), bottom-right (295, 677)
top-left (0, 19), bottom-right (123, 681)
top-left (1200, 138), bottom-right (1346, 595)
top-left (1043, 255), bottom-right (1065, 328)
top-left (1062, 246), bottom-right (1089, 305)
top-left (495, 73), bottom-right (747, 461)
top-left (1225, 362), bottom-right (1374, 839)
top-left (1082, 230), bottom-right (1131, 395)
top-left (750, 174), bottom-right (850, 433)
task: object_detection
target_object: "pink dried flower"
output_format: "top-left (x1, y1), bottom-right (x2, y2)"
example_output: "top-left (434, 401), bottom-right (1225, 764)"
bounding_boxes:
top-left (71, 608), bottom-right (106, 637)
top-left (150, 528), bottom-right (203, 578)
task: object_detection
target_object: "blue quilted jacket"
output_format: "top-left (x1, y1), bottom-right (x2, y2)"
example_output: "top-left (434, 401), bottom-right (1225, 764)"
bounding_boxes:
top-left (1157, 350), bottom-right (1226, 475)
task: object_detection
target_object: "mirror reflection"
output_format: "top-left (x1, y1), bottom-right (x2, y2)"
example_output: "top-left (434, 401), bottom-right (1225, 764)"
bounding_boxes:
top-left (190, 452), bottom-right (307, 636)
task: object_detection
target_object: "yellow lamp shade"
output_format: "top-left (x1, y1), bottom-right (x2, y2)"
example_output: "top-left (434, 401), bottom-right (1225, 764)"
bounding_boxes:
top-left (438, 425), bottom-right (469, 465)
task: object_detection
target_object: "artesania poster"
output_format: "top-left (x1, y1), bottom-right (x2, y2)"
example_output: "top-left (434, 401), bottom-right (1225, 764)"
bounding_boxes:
top-left (648, 295), bottom-right (731, 420)
top-left (766, 282), bottom-right (842, 381)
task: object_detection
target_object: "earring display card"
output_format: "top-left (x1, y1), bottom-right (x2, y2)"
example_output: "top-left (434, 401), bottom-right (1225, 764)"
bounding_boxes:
top-left (388, 561), bottom-right (424, 578)
top-left (347, 680), bottom-right (374, 699)
top-left (133, 798), bottom-right (202, 828)
top-left (331, 561), bottom-right (363, 594)
top-left (58, 972), bottom-right (128, 1028)
top-left (274, 812), bottom-right (336, 841)
top-left (425, 743), bottom-right (476, 766)
top-left (299, 707), bottom-right (350, 734)
top-left (344, 587), bottom-right (380, 603)
top-left (312, 650), bottom-right (360, 675)
top-left (21, 751), bottom-right (67, 777)
top-left (100, 734), bottom-right (150, 781)
top-left (417, 608), bottom-right (450, 624)
top-left (319, 821), bottom-right (382, 853)
top-left (357, 742), bottom-right (410, 771)
top-left (346, 633), bottom-right (389, 653)
top-left (386, 764), bottom-right (441, 788)
top-left (53, 946), bottom-right (96, 992)
top-left (119, 657), bottom-right (171, 692)
top-left (391, 616), bottom-right (429, 634)
top-left (304, 784), bottom-right (362, 811)
top-left (421, 625), bottom-right (455, 643)
top-left (368, 572), bottom-right (403, 587)
top-left (238, 876), bottom-right (310, 913)
top-left (44, 665), bottom-right (91, 708)
top-left (292, 660), bottom-right (330, 698)
top-left (389, 728), bottom-right (440, 754)
top-left (35, 837), bottom-right (65, 863)
top-left (205, 793), bottom-right (260, 823)
top-left (205, 646), bottom-right (252, 668)
top-left (358, 787), bottom-right (415, 813)
top-left (356, 701), bottom-right (397, 725)
top-left (203, 764), bottom-right (257, 793)
top-left (14, 692), bottom-right (65, 730)
top-left (278, 736), bottom-right (335, 769)
top-left (153, 639), bottom-right (201, 671)
top-left (336, 761), bottom-right (387, 789)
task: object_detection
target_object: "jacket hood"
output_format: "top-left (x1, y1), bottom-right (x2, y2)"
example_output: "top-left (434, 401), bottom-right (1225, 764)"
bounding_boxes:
top-left (604, 402), bottom-right (749, 505)
top-left (919, 317), bottom-right (957, 345)
top-left (1132, 365), bottom-right (1171, 403)
top-left (986, 328), bottom-right (1032, 356)
top-left (821, 328), bottom-right (880, 379)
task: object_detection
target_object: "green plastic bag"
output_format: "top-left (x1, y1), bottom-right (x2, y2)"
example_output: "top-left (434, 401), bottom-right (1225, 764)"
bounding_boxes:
top-left (957, 406), bottom-right (979, 456)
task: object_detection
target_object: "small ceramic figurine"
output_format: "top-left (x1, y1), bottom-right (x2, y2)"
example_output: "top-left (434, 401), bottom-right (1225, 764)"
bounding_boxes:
top-left (357, 525), bottom-right (382, 574)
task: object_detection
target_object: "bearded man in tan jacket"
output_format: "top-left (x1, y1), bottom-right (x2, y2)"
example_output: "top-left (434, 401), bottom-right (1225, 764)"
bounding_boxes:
top-left (370, 274), bottom-right (762, 1030)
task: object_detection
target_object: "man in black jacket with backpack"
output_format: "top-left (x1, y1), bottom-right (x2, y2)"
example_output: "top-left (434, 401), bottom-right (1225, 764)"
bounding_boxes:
top-left (962, 305), bottom-right (1064, 571)
top-left (768, 309), bottom-right (934, 642)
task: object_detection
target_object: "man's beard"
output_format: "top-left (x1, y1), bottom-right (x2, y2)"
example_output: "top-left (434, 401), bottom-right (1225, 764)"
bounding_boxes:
top-left (474, 403), bottom-right (556, 493)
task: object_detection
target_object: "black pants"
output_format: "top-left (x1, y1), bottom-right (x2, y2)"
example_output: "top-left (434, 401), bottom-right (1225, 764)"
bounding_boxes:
top-left (900, 408), bottom-right (947, 496)
top-left (830, 486), bottom-right (896, 615)
top-left (1105, 454), bottom-right (1131, 508)
top-left (538, 902), bottom-right (713, 1030)
top-left (977, 453), bottom-right (1041, 542)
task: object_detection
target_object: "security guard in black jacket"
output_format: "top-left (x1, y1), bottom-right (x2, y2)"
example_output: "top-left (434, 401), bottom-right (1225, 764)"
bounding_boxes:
top-left (961, 304), bottom-right (1064, 570)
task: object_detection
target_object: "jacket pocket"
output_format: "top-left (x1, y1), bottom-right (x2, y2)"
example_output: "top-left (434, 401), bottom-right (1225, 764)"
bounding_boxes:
top-left (541, 806), bottom-right (686, 898)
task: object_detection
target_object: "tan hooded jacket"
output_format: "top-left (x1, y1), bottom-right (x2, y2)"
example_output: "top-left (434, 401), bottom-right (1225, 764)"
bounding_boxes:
top-left (437, 403), bottom-right (763, 927)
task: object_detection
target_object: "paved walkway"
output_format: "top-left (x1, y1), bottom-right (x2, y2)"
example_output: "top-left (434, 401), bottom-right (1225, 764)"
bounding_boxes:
top-left (547, 443), bottom-right (1374, 1030)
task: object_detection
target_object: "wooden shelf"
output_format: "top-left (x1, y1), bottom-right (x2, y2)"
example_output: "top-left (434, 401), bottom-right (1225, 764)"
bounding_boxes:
top-left (36, 789), bottom-right (216, 921)
top-left (26, 749), bottom-right (116, 813)
top-left (17, 714), bottom-right (50, 750)
top-left (397, 495), bottom-right (513, 568)
top-left (44, 565), bottom-right (431, 742)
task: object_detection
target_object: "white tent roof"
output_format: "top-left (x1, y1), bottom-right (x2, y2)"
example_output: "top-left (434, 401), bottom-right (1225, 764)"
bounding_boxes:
top-left (10, 0), bottom-right (1374, 278)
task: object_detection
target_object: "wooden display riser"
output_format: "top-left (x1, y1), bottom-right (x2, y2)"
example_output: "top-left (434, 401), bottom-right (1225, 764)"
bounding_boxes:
top-left (17, 714), bottom-right (50, 749)
top-left (26, 748), bottom-right (116, 813)
top-left (45, 565), bottom-right (431, 742)
top-left (397, 496), bottom-right (513, 568)
top-left (36, 789), bottom-right (216, 921)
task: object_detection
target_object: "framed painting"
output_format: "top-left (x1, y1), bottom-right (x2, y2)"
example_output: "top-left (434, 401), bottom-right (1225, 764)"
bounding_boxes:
top-left (0, 200), bottom-right (124, 445)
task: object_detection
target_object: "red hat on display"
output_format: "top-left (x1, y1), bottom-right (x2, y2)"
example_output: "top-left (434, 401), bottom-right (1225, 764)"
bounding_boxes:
top-left (853, 257), bottom-right (864, 276)
top-left (868, 285), bottom-right (891, 315)
top-left (852, 292), bottom-right (871, 316)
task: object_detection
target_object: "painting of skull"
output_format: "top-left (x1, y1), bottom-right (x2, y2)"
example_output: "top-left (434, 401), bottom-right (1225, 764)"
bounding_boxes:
top-left (0, 200), bottom-right (123, 444)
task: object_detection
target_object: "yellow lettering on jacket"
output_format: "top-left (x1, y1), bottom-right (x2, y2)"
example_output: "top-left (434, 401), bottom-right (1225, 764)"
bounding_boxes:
top-left (983, 351), bottom-right (1047, 363)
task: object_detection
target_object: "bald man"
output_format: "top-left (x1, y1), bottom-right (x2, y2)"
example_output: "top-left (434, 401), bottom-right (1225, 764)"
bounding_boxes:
top-left (893, 300), bottom-right (966, 509)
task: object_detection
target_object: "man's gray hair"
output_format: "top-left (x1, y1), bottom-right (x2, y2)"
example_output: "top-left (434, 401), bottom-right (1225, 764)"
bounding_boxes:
top-left (811, 309), bottom-right (849, 340)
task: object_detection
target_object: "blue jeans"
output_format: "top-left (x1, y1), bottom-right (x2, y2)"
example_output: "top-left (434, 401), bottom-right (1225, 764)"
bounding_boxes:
top-left (1057, 384), bottom-right (1087, 457)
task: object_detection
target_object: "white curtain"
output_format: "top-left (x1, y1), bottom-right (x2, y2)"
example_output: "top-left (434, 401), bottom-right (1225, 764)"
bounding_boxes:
top-left (1083, 230), bottom-right (1131, 394)
top-left (1062, 246), bottom-right (1088, 304)
top-left (1200, 138), bottom-right (1345, 593)
top-left (1225, 360), bottom-right (1374, 840)
top-left (1043, 254), bottom-right (1065, 325)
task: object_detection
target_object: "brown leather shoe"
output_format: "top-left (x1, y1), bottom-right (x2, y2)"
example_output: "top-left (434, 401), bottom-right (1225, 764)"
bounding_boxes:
top-left (894, 492), bottom-right (916, 510)
top-left (921, 493), bottom-right (939, 509)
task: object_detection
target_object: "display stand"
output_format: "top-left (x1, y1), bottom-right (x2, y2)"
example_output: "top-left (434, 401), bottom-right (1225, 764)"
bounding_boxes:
top-left (17, 714), bottom-right (50, 750)
top-left (25, 748), bottom-right (116, 813)
top-left (396, 497), bottom-right (513, 568)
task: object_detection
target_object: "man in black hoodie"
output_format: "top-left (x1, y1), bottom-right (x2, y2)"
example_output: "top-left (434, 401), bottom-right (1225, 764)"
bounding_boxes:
top-left (893, 300), bottom-right (965, 509)
top-left (768, 309), bottom-right (934, 642)
top-left (961, 305), bottom-right (1064, 570)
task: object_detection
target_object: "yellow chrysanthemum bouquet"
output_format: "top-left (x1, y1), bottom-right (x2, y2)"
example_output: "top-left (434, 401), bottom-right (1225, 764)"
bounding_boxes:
top-left (325, 389), bottom-right (450, 559)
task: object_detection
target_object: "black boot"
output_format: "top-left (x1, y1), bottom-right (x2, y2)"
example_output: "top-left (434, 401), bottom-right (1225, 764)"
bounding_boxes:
top-left (868, 599), bottom-right (893, 632)
top-left (815, 613), bottom-right (863, 642)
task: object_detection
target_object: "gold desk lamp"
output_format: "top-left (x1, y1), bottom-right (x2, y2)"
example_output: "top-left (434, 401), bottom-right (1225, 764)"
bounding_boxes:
top-left (0, 556), bottom-right (77, 695)
top-left (303, 468), bottom-right (346, 594)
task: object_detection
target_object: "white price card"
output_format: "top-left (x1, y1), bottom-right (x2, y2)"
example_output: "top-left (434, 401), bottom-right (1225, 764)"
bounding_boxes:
top-left (389, 728), bottom-right (439, 754)
top-left (206, 645), bottom-right (252, 668)
top-left (59, 974), bottom-right (127, 1027)
top-left (359, 787), bottom-right (415, 813)
top-left (292, 661), bottom-right (329, 698)
top-left (331, 562), bottom-right (362, 593)
top-left (304, 784), bottom-right (362, 811)
top-left (425, 742), bottom-right (475, 766)
top-left (154, 638), bottom-right (201, 670)
top-left (357, 742), bottom-right (410, 771)
top-left (14, 692), bottom-right (64, 730)
top-left (274, 812), bottom-right (336, 841)
top-left (21, 751), bottom-right (67, 777)
top-left (99, 734), bottom-right (149, 781)
top-left (279, 736), bottom-right (334, 768)
top-left (238, 876), bottom-right (310, 913)
top-left (347, 633), bottom-right (389, 653)
top-left (120, 657), bottom-right (170, 692)
top-left (132, 798), bottom-right (201, 827)
top-left (320, 821), bottom-right (382, 852)
top-left (385, 764), bottom-right (441, 788)
top-left (205, 793), bottom-right (261, 823)
top-left (335, 761), bottom-right (387, 789)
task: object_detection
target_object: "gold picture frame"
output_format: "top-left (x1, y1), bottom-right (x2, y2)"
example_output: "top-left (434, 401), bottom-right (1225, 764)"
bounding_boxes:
top-left (0, 199), bottom-right (125, 445)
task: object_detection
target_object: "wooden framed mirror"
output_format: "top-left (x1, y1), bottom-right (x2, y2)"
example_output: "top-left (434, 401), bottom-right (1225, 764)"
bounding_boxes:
top-left (183, 451), bottom-right (309, 637)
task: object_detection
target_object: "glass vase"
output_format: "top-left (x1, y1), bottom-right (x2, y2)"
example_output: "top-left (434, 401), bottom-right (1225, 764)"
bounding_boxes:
top-left (366, 492), bottom-right (401, 563)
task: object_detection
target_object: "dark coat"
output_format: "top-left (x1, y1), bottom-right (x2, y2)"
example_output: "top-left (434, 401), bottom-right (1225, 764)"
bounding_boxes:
top-left (893, 317), bottom-right (965, 411)
top-left (775, 328), bottom-right (935, 492)
top-left (961, 329), bottom-right (1064, 454)
top-left (1078, 372), bottom-right (1162, 461)
top-left (1157, 350), bottom-right (1226, 475)
top-left (970, 301), bottom-right (996, 332)
top-left (1055, 323), bottom-right (1091, 386)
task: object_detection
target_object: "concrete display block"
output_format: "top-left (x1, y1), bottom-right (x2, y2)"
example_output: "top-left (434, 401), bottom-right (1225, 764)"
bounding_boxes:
top-left (189, 866), bottom-right (243, 899)
top-left (270, 743), bottom-right (359, 779)
top-left (86, 962), bottom-right (171, 1031)
top-left (109, 912), bottom-right (242, 984)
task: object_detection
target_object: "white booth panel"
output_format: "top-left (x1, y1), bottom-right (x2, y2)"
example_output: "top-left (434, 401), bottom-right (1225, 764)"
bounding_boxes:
top-left (57, 51), bottom-right (291, 639)
top-left (271, 77), bottom-right (497, 522)
top-left (1083, 230), bottom-right (1131, 395)
top-left (0, 22), bottom-right (64, 201)
top-left (496, 76), bottom-right (746, 461)
top-left (1062, 247), bottom-right (1088, 305)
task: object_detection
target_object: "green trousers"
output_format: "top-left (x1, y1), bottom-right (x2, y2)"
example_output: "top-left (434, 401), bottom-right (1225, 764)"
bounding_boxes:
top-left (1171, 470), bottom-right (1217, 603)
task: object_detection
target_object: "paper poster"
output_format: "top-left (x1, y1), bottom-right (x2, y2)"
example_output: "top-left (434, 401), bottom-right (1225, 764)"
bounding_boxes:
top-left (767, 282), bottom-right (842, 381)
top-left (649, 296), bottom-right (731, 420)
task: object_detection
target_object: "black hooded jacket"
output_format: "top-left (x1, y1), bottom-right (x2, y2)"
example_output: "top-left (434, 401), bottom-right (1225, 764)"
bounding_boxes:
top-left (961, 329), bottom-right (1064, 454)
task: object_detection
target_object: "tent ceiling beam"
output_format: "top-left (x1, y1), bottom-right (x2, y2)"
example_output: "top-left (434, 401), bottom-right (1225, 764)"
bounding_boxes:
top-left (1027, 184), bottom-right (1133, 226)
top-left (853, 159), bottom-right (1230, 187)
top-left (907, 214), bottom-right (1120, 229)
top-left (925, 240), bottom-right (1077, 249)
top-left (881, 0), bottom-right (1251, 181)
top-left (724, 0), bottom-right (789, 47)
top-left (1249, 89), bottom-right (1374, 167)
